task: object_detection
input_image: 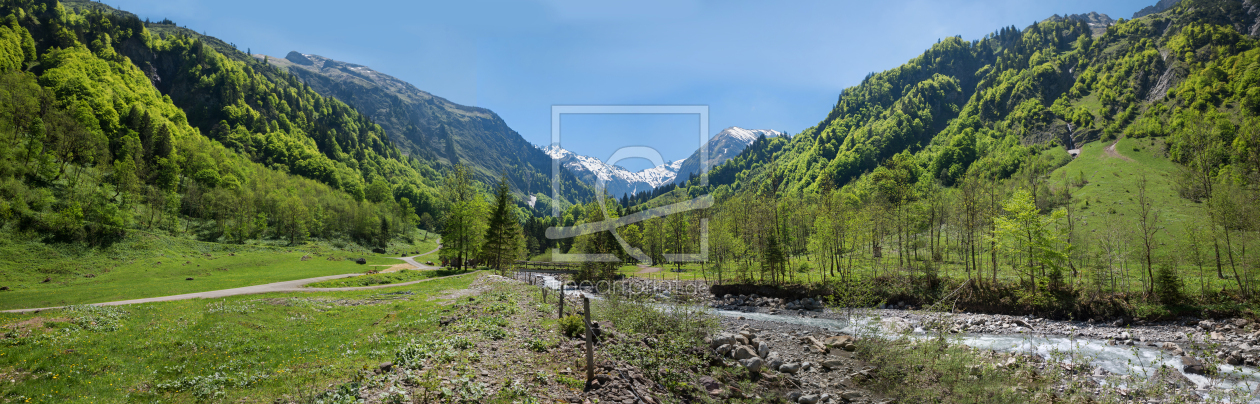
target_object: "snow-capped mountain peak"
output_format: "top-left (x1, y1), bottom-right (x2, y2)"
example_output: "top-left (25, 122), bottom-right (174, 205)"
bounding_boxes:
top-left (543, 145), bottom-right (679, 193)
top-left (716, 127), bottom-right (785, 144)
top-left (543, 127), bottom-right (783, 196)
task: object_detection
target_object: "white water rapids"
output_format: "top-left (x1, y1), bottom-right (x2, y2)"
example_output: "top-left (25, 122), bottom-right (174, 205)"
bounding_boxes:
top-left (525, 274), bottom-right (1260, 401)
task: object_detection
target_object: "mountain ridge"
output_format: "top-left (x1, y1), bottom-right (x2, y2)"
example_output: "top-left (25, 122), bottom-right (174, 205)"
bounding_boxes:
top-left (256, 51), bottom-right (592, 209)
top-left (546, 127), bottom-right (784, 196)
top-left (1133, 0), bottom-right (1182, 18)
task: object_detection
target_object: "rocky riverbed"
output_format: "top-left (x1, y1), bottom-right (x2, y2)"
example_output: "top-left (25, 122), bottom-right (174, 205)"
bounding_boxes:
top-left (709, 315), bottom-right (1226, 403)
top-left (511, 275), bottom-right (1260, 402)
top-left (706, 319), bottom-right (888, 404)
top-left (715, 293), bottom-right (1260, 374)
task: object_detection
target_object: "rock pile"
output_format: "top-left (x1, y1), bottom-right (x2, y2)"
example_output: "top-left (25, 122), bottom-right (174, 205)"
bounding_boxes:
top-left (936, 315), bottom-right (1039, 334)
top-left (708, 324), bottom-right (879, 403)
top-left (582, 362), bottom-right (663, 404)
top-left (1192, 319), bottom-right (1260, 366)
top-left (715, 294), bottom-right (825, 313)
top-left (894, 309), bottom-right (1260, 373)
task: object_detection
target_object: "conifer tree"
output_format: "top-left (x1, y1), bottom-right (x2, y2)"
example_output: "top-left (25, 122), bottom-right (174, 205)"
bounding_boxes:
top-left (482, 177), bottom-right (524, 274)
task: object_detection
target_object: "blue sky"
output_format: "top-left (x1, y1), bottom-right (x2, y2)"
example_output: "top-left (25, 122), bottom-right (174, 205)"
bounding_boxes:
top-left (103, 0), bottom-right (1155, 171)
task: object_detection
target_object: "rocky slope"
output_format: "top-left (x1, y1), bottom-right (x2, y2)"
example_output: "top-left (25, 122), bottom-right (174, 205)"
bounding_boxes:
top-left (257, 52), bottom-right (591, 205)
top-left (546, 127), bottom-right (784, 197)
top-left (1069, 11), bottom-right (1116, 35)
top-left (1134, 0), bottom-right (1183, 18)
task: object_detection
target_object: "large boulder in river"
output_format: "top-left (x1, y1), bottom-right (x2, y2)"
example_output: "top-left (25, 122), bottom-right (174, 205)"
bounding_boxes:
top-left (1182, 356), bottom-right (1209, 375)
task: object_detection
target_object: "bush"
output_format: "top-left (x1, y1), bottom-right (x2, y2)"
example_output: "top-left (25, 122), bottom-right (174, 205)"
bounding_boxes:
top-left (558, 314), bottom-right (584, 338)
top-left (395, 338), bottom-right (459, 369)
top-left (482, 327), bottom-right (507, 340)
top-left (524, 338), bottom-right (553, 352)
top-left (1155, 262), bottom-right (1184, 305)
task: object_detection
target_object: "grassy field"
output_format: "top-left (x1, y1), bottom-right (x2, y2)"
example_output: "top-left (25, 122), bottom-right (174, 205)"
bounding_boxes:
top-left (0, 231), bottom-right (440, 310)
top-left (305, 269), bottom-right (474, 288)
top-left (0, 273), bottom-right (477, 403)
top-left (1049, 136), bottom-right (1205, 246)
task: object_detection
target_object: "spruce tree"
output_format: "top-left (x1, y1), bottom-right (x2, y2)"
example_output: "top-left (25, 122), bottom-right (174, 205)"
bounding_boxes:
top-left (764, 233), bottom-right (785, 284)
top-left (482, 177), bottom-right (523, 274)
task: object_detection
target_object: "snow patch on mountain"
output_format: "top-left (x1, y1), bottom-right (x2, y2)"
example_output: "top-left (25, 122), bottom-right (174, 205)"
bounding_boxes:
top-left (543, 146), bottom-right (681, 190)
top-left (544, 126), bottom-right (783, 196)
top-left (720, 127), bottom-right (779, 144)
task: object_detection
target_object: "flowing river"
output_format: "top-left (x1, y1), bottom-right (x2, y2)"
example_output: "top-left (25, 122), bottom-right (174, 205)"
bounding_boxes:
top-left (524, 274), bottom-right (1260, 401)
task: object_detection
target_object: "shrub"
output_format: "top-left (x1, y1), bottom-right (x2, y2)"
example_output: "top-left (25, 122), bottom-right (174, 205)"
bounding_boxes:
top-left (64, 305), bottom-right (128, 332)
top-left (556, 374), bottom-right (584, 390)
top-left (558, 314), bottom-right (584, 338)
top-left (395, 338), bottom-right (459, 369)
top-left (450, 336), bottom-right (473, 350)
top-left (482, 327), bottom-right (507, 340)
top-left (1155, 262), bottom-right (1183, 305)
top-left (525, 338), bottom-right (553, 352)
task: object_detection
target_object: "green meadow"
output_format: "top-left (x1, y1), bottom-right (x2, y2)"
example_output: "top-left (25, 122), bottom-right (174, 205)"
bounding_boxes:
top-left (0, 273), bottom-right (477, 403)
top-left (0, 232), bottom-right (439, 310)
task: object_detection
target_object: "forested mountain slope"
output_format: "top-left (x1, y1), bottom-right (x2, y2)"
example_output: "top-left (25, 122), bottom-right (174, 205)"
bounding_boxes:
top-left (670, 0), bottom-right (1260, 200)
top-left (612, 0), bottom-right (1260, 305)
top-left (257, 51), bottom-right (591, 208)
top-left (0, 0), bottom-right (449, 247)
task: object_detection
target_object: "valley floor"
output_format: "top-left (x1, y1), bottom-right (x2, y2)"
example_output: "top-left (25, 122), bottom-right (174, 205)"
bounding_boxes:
top-left (4, 270), bottom-right (1255, 403)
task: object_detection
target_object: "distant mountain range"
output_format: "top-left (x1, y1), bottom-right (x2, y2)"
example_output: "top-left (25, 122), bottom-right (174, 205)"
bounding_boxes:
top-left (544, 127), bottom-right (785, 197)
top-left (256, 51), bottom-right (591, 206)
top-left (254, 52), bottom-right (784, 202)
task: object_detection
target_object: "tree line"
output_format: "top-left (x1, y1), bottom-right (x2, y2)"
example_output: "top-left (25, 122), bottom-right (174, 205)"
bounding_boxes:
top-left (435, 164), bottom-right (527, 272)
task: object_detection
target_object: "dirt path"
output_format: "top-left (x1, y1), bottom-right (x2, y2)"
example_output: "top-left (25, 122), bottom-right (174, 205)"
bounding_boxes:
top-left (2, 244), bottom-right (456, 315)
top-left (634, 264), bottom-right (663, 275)
top-left (1104, 139), bottom-right (1134, 161)
top-left (393, 243), bottom-right (441, 270)
top-left (375, 263), bottom-right (417, 273)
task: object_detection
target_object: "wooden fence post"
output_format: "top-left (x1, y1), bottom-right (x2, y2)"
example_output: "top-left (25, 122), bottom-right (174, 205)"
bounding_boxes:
top-left (558, 290), bottom-right (565, 319)
top-left (584, 296), bottom-right (594, 384)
